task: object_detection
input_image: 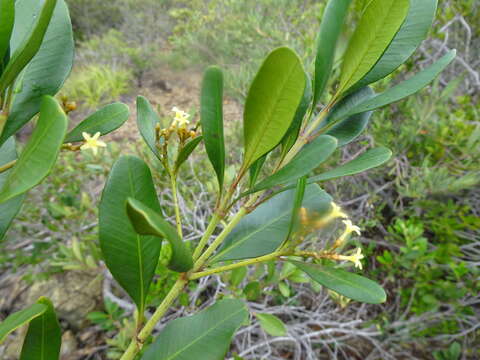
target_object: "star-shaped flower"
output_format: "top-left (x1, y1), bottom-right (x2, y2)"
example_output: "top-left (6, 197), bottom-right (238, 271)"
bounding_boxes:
top-left (80, 132), bottom-right (106, 155)
top-left (342, 219), bottom-right (361, 236)
top-left (338, 247), bottom-right (365, 270)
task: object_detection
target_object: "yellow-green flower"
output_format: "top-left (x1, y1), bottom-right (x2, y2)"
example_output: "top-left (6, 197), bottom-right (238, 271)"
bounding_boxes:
top-left (338, 247), bottom-right (364, 269)
top-left (80, 132), bottom-right (106, 155)
top-left (171, 106), bottom-right (190, 128)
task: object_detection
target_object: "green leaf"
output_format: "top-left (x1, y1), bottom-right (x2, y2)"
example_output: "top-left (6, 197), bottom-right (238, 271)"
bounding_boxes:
top-left (320, 86), bottom-right (375, 146)
top-left (64, 102), bottom-right (129, 143)
top-left (0, 0), bottom-right (14, 63)
top-left (248, 154), bottom-right (267, 188)
top-left (19, 297), bottom-right (61, 360)
top-left (243, 47), bottom-right (306, 168)
top-left (281, 71), bottom-right (312, 155)
top-left (309, 147), bottom-right (392, 182)
top-left (341, 50), bottom-right (456, 117)
top-left (286, 176), bottom-right (307, 240)
top-left (214, 184), bottom-right (331, 262)
top-left (0, 0), bottom-right (74, 145)
top-left (136, 95), bottom-right (160, 157)
top-left (255, 313), bottom-right (287, 337)
top-left (313, 0), bottom-right (352, 106)
top-left (99, 155), bottom-right (162, 313)
top-left (291, 261), bottom-right (386, 304)
top-left (175, 136), bottom-right (203, 172)
top-left (142, 299), bottom-right (248, 360)
top-left (201, 66), bottom-right (225, 191)
top-left (354, 0), bottom-right (438, 89)
top-left (0, 137), bottom-right (24, 240)
top-left (0, 0), bottom-right (57, 93)
top-left (0, 96), bottom-right (67, 204)
top-left (249, 135), bottom-right (337, 194)
top-left (126, 197), bottom-right (193, 272)
top-left (338, 0), bottom-right (410, 94)
top-left (0, 303), bottom-right (46, 344)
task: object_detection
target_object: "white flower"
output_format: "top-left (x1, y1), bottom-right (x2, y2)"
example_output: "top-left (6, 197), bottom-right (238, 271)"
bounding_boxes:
top-left (338, 248), bottom-right (364, 270)
top-left (171, 106), bottom-right (190, 128)
top-left (342, 219), bottom-right (361, 236)
top-left (329, 203), bottom-right (348, 219)
top-left (80, 132), bottom-right (106, 155)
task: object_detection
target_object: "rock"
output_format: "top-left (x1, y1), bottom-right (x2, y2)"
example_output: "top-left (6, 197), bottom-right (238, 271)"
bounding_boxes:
top-left (19, 270), bottom-right (103, 330)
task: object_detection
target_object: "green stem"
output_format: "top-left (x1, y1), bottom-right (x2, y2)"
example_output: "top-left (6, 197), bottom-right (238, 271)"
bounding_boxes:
top-left (120, 278), bottom-right (188, 360)
top-left (189, 251), bottom-right (286, 280)
top-left (0, 159), bottom-right (15, 174)
top-left (0, 113), bottom-right (7, 138)
top-left (192, 212), bottom-right (221, 261)
top-left (170, 176), bottom-right (183, 238)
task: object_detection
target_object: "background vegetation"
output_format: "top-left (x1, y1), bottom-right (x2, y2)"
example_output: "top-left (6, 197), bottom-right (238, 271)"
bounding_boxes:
top-left (1, 0), bottom-right (478, 359)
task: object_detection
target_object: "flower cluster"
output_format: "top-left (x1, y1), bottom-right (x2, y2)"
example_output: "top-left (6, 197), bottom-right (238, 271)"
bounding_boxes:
top-left (158, 106), bottom-right (197, 142)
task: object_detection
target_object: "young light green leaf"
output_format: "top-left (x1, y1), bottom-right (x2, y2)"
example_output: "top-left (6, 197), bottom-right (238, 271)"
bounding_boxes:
top-left (313, 0), bottom-right (352, 106)
top-left (248, 154), bottom-right (267, 188)
top-left (0, 0), bottom-right (57, 93)
top-left (64, 102), bottom-right (129, 143)
top-left (286, 176), bottom-right (307, 241)
top-left (250, 135), bottom-right (337, 194)
top-left (201, 66), bottom-right (225, 191)
top-left (319, 86), bottom-right (375, 146)
top-left (255, 313), bottom-right (287, 337)
top-left (126, 197), bottom-right (193, 272)
top-left (354, 0), bottom-right (438, 89)
top-left (342, 50), bottom-right (456, 117)
top-left (281, 71), bottom-right (312, 155)
top-left (99, 155), bottom-right (162, 313)
top-left (142, 299), bottom-right (248, 360)
top-left (136, 95), bottom-right (160, 157)
top-left (0, 96), bottom-right (67, 204)
top-left (175, 136), bottom-right (203, 172)
top-left (214, 184), bottom-right (331, 262)
top-left (0, 303), bottom-right (46, 344)
top-left (338, 0), bottom-right (410, 94)
top-left (0, 0), bottom-right (14, 62)
top-left (0, 0), bottom-right (74, 145)
top-left (243, 47), bottom-right (306, 168)
top-left (309, 147), bottom-right (392, 183)
top-left (291, 261), bottom-right (386, 304)
top-left (19, 297), bottom-right (61, 360)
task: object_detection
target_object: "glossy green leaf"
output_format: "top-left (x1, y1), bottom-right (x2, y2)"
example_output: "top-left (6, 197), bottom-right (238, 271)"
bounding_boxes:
top-left (0, 0), bottom-right (14, 63)
top-left (64, 102), bottom-right (129, 143)
top-left (175, 136), bottom-right (203, 172)
top-left (201, 66), bottom-right (225, 191)
top-left (281, 71), bottom-right (312, 155)
top-left (338, 0), bottom-right (410, 94)
top-left (250, 135), bottom-right (337, 193)
top-left (342, 50), bottom-right (456, 117)
top-left (142, 299), bottom-right (248, 360)
top-left (313, 0), bottom-right (352, 106)
top-left (354, 0), bottom-right (438, 89)
top-left (99, 155), bottom-right (162, 313)
top-left (0, 0), bottom-right (57, 93)
top-left (291, 261), bottom-right (386, 304)
top-left (255, 313), bottom-right (287, 337)
top-left (19, 297), bottom-right (61, 360)
top-left (214, 184), bottom-right (331, 262)
top-left (0, 137), bottom-right (24, 240)
top-left (0, 303), bottom-right (46, 344)
top-left (0, 0), bottom-right (74, 145)
top-left (320, 86), bottom-right (375, 146)
top-left (126, 198), bottom-right (193, 272)
top-left (243, 47), bottom-right (306, 168)
top-left (0, 96), bottom-right (67, 204)
top-left (136, 95), bottom-right (160, 157)
top-left (309, 147), bottom-right (392, 183)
